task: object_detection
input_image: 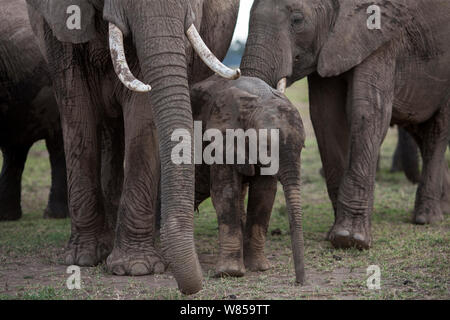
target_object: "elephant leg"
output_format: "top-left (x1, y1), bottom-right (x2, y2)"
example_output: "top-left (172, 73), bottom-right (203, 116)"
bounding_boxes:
top-left (47, 41), bottom-right (112, 266)
top-left (0, 144), bottom-right (31, 221)
top-left (195, 164), bottom-right (212, 211)
top-left (211, 165), bottom-right (246, 277)
top-left (441, 164), bottom-right (450, 214)
top-left (309, 74), bottom-right (349, 214)
top-left (398, 127), bottom-right (421, 184)
top-left (391, 127), bottom-right (403, 173)
top-left (244, 175), bottom-right (277, 272)
top-left (410, 107), bottom-right (449, 224)
top-left (100, 117), bottom-right (124, 234)
top-left (309, 74), bottom-right (349, 242)
top-left (329, 58), bottom-right (394, 250)
top-left (106, 94), bottom-right (164, 276)
top-left (43, 133), bottom-right (69, 219)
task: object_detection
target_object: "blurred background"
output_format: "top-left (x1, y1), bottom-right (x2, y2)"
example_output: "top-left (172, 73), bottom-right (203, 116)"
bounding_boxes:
top-left (223, 0), bottom-right (254, 68)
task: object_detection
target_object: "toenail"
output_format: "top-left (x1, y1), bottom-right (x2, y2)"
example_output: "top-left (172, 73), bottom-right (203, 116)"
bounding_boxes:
top-left (353, 233), bottom-right (365, 242)
top-left (130, 262), bottom-right (148, 275)
top-left (336, 230), bottom-right (350, 237)
top-left (154, 262), bottom-right (165, 274)
top-left (78, 254), bottom-right (95, 266)
top-left (112, 265), bottom-right (126, 276)
top-left (415, 215), bottom-right (427, 225)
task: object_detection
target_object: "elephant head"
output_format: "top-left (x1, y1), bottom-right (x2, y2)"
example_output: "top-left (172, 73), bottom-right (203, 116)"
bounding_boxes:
top-left (241, 0), bottom-right (416, 88)
top-left (26, 0), bottom-right (240, 294)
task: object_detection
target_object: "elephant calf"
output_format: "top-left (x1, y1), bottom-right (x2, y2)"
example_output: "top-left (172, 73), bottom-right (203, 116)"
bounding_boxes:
top-left (190, 76), bottom-right (305, 284)
top-left (0, 0), bottom-right (68, 220)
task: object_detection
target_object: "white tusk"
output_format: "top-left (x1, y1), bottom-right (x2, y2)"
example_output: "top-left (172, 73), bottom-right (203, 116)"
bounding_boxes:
top-left (109, 23), bottom-right (151, 93)
top-left (277, 78), bottom-right (287, 93)
top-left (186, 24), bottom-right (241, 80)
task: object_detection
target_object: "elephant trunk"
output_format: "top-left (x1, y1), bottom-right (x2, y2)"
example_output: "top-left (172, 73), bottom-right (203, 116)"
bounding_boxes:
top-left (240, 38), bottom-right (276, 87)
top-left (278, 155), bottom-right (305, 285)
top-left (241, 22), bottom-right (291, 89)
top-left (131, 20), bottom-right (202, 295)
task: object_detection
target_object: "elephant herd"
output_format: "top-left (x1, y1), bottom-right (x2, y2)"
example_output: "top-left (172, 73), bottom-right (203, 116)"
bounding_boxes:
top-left (0, 0), bottom-right (449, 295)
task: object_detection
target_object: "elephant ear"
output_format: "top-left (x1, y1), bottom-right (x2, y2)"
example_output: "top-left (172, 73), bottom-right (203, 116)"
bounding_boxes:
top-left (318, 0), bottom-right (412, 77)
top-left (27, 0), bottom-right (96, 43)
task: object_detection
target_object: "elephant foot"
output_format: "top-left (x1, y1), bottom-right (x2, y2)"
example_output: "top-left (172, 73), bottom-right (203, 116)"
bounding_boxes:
top-left (244, 253), bottom-right (271, 272)
top-left (215, 256), bottom-right (245, 278)
top-left (43, 201), bottom-right (69, 219)
top-left (328, 213), bottom-right (371, 250)
top-left (64, 231), bottom-right (113, 266)
top-left (414, 201), bottom-right (444, 225)
top-left (0, 204), bottom-right (22, 221)
top-left (441, 197), bottom-right (450, 215)
top-left (106, 247), bottom-right (166, 276)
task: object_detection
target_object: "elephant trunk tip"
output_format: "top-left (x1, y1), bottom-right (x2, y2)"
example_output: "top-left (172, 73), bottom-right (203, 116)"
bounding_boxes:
top-left (171, 253), bottom-right (204, 295)
top-left (295, 266), bottom-right (306, 286)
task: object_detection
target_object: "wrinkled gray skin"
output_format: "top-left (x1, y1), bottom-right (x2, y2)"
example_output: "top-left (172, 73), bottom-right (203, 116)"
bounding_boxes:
top-left (191, 75), bottom-right (305, 284)
top-left (242, 0), bottom-right (450, 249)
top-left (391, 127), bottom-right (450, 212)
top-left (391, 127), bottom-right (450, 186)
top-left (0, 0), bottom-right (68, 221)
top-left (320, 126), bottom-right (419, 182)
top-left (26, 0), bottom-right (239, 294)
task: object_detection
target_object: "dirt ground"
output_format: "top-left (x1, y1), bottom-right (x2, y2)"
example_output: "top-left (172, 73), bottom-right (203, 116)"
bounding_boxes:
top-left (0, 80), bottom-right (449, 300)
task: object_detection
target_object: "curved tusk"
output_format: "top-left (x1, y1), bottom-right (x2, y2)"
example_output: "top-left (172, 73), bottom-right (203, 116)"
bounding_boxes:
top-left (109, 23), bottom-right (151, 93)
top-left (186, 24), bottom-right (241, 80)
top-left (277, 78), bottom-right (287, 93)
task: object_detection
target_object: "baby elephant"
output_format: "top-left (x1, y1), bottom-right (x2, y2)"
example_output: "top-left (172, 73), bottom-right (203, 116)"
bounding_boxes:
top-left (190, 76), bottom-right (305, 284)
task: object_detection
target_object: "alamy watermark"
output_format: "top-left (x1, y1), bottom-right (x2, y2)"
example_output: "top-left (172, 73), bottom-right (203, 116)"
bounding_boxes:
top-left (171, 121), bottom-right (280, 176)
top-left (66, 5), bottom-right (82, 30)
top-left (66, 265), bottom-right (81, 290)
top-left (366, 265), bottom-right (381, 289)
top-left (367, 5), bottom-right (382, 30)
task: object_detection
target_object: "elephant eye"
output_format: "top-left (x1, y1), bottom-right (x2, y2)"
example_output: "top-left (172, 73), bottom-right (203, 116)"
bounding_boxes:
top-left (291, 12), bottom-right (304, 27)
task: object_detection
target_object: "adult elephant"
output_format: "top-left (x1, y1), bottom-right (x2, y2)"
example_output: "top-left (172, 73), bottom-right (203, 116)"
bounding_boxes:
top-left (0, 0), bottom-right (68, 221)
top-left (26, 0), bottom-right (240, 294)
top-left (241, 0), bottom-right (450, 249)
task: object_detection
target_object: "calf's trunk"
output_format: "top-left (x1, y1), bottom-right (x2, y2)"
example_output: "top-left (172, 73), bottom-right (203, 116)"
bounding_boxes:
top-left (278, 156), bottom-right (305, 284)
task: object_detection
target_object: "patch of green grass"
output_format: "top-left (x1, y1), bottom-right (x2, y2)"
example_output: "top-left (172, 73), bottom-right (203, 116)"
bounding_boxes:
top-left (286, 78), bottom-right (309, 103)
top-left (0, 285), bottom-right (79, 300)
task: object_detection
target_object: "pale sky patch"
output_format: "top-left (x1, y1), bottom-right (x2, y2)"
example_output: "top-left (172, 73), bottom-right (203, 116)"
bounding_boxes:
top-left (231, 0), bottom-right (254, 42)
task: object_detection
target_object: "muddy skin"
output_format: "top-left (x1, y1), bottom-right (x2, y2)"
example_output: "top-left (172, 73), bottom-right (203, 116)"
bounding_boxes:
top-left (191, 75), bottom-right (306, 284)
top-left (0, 0), bottom-right (68, 221)
top-left (241, 0), bottom-right (450, 249)
top-left (26, 0), bottom-right (239, 294)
